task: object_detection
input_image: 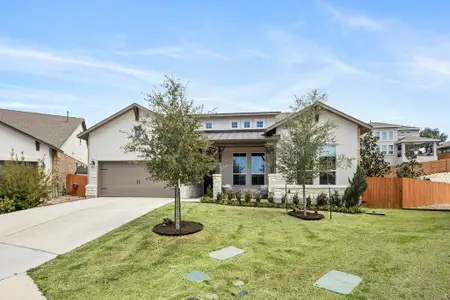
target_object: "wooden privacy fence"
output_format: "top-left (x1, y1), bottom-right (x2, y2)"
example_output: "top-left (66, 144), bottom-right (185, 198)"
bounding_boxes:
top-left (67, 174), bottom-right (87, 197)
top-left (386, 158), bottom-right (450, 178)
top-left (438, 153), bottom-right (450, 160)
top-left (362, 177), bottom-right (450, 209)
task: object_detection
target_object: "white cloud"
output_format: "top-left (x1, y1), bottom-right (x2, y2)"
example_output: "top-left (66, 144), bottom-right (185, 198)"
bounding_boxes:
top-left (0, 101), bottom-right (65, 110)
top-left (241, 49), bottom-right (270, 59)
top-left (0, 44), bottom-right (162, 82)
top-left (412, 56), bottom-right (450, 76)
top-left (322, 2), bottom-right (384, 31)
top-left (117, 44), bottom-right (227, 60)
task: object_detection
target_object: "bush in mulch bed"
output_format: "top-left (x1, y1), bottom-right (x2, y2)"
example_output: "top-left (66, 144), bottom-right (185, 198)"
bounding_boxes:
top-left (199, 196), bottom-right (363, 214)
top-left (153, 219), bottom-right (204, 236)
top-left (288, 210), bottom-right (325, 221)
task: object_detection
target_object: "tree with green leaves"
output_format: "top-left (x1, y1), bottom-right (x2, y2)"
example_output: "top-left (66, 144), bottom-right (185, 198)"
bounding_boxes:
top-left (396, 148), bottom-right (425, 179)
top-left (268, 90), bottom-right (352, 216)
top-left (420, 127), bottom-right (448, 154)
top-left (124, 77), bottom-right (217, 231)
top-left (343, 165), bottom-right (367, 207)
top-left (361, 132), bottom-right (391, 177)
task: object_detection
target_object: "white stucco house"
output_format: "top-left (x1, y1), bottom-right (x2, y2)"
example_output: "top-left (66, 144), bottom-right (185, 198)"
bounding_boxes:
top-left (368, 122), bottom-right (440, 166)
top-left (0, 109), bottom-right (88, 183)
top-left (78, 103), bottom-right (371, 200)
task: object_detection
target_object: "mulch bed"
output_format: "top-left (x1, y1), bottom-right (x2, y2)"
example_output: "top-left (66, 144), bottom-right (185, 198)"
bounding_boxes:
top-left (288, 210), bottom-right (325, 221)
top-left (153, 221), bottom-right (204, 236)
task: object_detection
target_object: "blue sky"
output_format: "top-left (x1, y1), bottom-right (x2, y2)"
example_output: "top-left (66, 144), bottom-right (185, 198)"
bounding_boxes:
top-left (1, 0), bottom-right (450, 134)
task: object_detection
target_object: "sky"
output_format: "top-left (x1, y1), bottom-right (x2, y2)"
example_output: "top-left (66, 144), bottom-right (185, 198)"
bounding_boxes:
top-left (1, 0), bottom-right (450, 134)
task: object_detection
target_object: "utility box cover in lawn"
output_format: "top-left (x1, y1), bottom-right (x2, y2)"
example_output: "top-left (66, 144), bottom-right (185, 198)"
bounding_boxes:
top-left (314, 270), bottom-right (362, 295)
top-left (208, 246), bottom-right (245, 261)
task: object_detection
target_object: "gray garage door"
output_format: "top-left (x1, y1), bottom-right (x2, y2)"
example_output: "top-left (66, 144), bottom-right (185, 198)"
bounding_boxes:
top-left (99, 162), bottom-right (173, 197)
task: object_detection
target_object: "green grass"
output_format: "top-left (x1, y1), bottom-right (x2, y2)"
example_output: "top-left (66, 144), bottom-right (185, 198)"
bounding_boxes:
top-left (29, 204), bottom-right (450, 300)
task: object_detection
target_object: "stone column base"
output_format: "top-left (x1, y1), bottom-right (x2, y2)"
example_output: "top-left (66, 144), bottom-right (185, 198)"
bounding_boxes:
top-left (86, 184), bottom-right (98, 198)
top-left (213, 174), bottom-right (222, 200)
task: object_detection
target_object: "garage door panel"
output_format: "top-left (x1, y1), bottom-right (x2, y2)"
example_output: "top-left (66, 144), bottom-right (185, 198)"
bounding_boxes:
top-left (99, 162), bottom-right (173, 197)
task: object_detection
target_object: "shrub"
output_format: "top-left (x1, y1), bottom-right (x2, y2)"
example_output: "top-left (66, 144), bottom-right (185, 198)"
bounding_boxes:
top-left (255, 193), bottom-right (262, 203)
top-left (206, 185), bottom-right (213, 198)
top-left (268, 192), bottom-right (274, 203)
top-left (316, 192), bottom-right (328, 206)
top-left (227, 192), bottom-right (233, 201)
top-left (236, 190), bottom-right (242, 202)
top-left (216, 192), bottom-right (223, 201)
top-left (200, 195), bottom-right (210, 203)
top-left (0, 152), bottom-right (52, 213)
top-left (281, 194), bottom-right (286, 204)
top-left (0, 197), bottom-right (15, 214)
top-left (292, 193), bottom-right (299, 205)
top-left (330, 190), bottom-right (342, 207)
top-left (343, 165), bottom-right (367, 208)
top-left (244, 191), bottom-right (252, 203)
top-left (306, 196), bottom-right (312, 207)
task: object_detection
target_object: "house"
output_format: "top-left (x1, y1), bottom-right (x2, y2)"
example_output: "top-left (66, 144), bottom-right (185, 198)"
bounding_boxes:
top-left (0, 109), bottom-right (88, 185)
top-left (368, 122), bottom-right (440, 166)
top-left (79, 103), bottom-right (371, 200)
top-left (438, 141), bottom-right (450, 159)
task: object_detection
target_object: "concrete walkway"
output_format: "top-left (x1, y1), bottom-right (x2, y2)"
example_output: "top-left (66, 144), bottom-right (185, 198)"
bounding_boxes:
top-left (0, 197), bottom-right (172, 299)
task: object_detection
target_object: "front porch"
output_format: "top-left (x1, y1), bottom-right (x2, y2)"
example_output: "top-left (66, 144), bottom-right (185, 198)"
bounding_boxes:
top-left (395, 136), bottom-right (440, 164)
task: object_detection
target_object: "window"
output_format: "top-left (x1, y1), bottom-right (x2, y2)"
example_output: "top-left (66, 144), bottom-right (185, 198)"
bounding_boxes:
top-left (231, 121), bottom-right (239, 129)
top-left (319, 145), bottom-right (336, 185)
top-left (256, 120), bottom-right (264, 128)
top-left (35, 141), bottom-right (40, 151)
top-left (375, 131), bottom-right (381, 138)
top-left (388, 145), bottom-right (394, 155)
top-left (205, 122), bottom-right (213, 129)
top-left (397, 144), bottom-right (402, 157)
top-left (381, 132), bottom-right (387, 141)
top-left (381, 145), bottom-right (387, 154)
top-left (251, 153), bottom-right (265, 185)
top-left (233, 153), bottom-right (246, 185)
top-left (134, 125), bottom-right (142, 137)
top-left (388, 131), bottom-right (393, 141)
top-left (243, 121), bottom-right (251, 128)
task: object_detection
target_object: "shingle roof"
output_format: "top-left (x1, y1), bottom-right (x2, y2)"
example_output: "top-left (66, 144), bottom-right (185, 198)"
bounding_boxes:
top-left (438, 141), bottom-right (450, 149)
top-left (396, 135), bottom-right (440, 143)
top-left (0, 109), bottom-right (86, 149)
top-left (369, 122), bottom-right (419, 129)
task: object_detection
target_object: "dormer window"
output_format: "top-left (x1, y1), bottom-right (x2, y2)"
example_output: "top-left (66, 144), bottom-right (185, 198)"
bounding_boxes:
top-left (243, 121), bottom-right (251, 128)
top-left (205, 122), bottom-right (213, 129)
top-left (231, 121), bottom-right (239, 129)
top-left (256, 120), bottom-right (264, 128)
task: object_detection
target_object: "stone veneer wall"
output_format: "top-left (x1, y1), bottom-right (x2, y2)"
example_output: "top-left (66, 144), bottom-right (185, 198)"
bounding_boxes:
top-left (52, 151), bottom-right (86, 191)
top-left (268, 173), bottom-right (347, 204)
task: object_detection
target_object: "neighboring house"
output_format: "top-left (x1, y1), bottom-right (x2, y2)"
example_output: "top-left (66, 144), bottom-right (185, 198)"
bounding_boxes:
top-left (79, 103), bottom-right (371, 200)
top-left (0, 109), bottom-right (88, 185)
top-left (438, 141), bottom-right (450, 154)
top-left (368, 122), bottom-right (440, 165)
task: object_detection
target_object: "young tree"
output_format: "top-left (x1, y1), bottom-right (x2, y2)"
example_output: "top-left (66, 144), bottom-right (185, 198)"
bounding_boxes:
top-left (396, 148), bottom-right (425, 179)
top-left (269, 90), bottom-right (352, 216)
top-left (124, 77), bottom-right (217, 231)
top-left (360, 132), bottom-right (391, 177)
top-left (342, 165), bottom-right (367, 207)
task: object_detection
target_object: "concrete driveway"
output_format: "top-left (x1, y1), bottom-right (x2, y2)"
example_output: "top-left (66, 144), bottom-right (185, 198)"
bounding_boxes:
top-left (0, 197), bottom-right (172, 299)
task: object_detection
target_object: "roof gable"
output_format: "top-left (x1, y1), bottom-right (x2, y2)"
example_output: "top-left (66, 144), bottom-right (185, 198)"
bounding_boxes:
top-left (0, 109), bottom-right (86, 149)
top-left (369, 122), bottom-right (420, 130)
top-left (264, 103), bottom-right (372, 134)
top-left (78, 103), bottom-right (150, 140)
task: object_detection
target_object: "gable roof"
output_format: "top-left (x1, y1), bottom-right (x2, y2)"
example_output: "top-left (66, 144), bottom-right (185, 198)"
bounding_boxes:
top-left (0, 108), bottom-right (86, 150)
top-left (78, 103), bottom-right (150, 140)
top-left (264, 103), bottom-right (372, 134)
top-left (369, 122), bottom-right (420, 130)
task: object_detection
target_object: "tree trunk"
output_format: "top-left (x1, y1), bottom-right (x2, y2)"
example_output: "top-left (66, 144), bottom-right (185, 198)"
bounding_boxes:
top-left (303, 182), bottom-right (307, 216)
top-left (175, 179), bottom-right (181, 231)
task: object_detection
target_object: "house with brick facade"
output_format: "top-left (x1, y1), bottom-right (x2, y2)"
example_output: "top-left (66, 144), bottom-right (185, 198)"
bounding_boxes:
top-left (0, 108), bottom-right (88, 187)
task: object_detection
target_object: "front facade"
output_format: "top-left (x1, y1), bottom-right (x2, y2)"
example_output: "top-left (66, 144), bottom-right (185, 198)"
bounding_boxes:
top-left (0, 109), bottom-right (88, 186)
top-left (79, 103), bottom-right (371, 200)
top-left (369, 122), bottom-right (440, 165)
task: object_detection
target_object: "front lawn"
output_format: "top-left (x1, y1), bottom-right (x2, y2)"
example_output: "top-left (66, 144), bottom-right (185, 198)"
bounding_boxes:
top-left (30, 204), bottom-right (450, 300)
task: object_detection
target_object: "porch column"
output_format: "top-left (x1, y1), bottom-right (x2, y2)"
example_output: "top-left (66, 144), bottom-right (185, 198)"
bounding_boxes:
top-left (268, 173), bottom-right (278, 194)
top-left (433, 142), bottom-right (437, 156)
top-left (401, 143), bottom-right (406, 161)
top-left (213, 173), bottom-right (222, 200)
